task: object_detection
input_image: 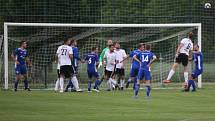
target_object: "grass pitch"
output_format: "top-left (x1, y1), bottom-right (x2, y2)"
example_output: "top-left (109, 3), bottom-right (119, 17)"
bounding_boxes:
top-left (0, 85), bottom-right (215, 121)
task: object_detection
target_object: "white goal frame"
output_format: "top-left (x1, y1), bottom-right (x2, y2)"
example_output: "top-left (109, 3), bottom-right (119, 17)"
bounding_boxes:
top-left (3, 22), bottom-right (202, 89)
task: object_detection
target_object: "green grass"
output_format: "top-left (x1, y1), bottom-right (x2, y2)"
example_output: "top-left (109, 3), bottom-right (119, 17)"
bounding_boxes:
top-left (0, 85), bottom-right (215, 121)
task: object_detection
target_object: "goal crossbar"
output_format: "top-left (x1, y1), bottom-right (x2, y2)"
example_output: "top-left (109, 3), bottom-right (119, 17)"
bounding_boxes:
top-left (3, 22), bottom-right (202, 89)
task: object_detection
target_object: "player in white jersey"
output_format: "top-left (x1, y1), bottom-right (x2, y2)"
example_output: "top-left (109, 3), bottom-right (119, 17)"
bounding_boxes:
top-left (103, 44), bottom-right (118, 91)
top-left (55, 38), bottom-right (73, 93)
top-left (163, 32), bottom-right (194, 87)
top-left (54, 62), bottom-right (60, 92)
top-left (114, 41), bottom-right (127, 90)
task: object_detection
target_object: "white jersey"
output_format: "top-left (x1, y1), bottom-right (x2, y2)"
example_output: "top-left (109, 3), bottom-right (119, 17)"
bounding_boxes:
top-left (115, 49), bottom-right (127, 69)
top-left (179, 38), bottom-right (193, 56)
top-left (56, 45), bottom-right (73, 66)
top-left (104, 50), bottom-right (117, 71)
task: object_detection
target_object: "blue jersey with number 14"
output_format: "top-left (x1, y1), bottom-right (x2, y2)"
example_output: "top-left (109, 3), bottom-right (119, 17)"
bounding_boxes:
top-left (85, 52), bottom-right (99, 71)
top-left (137, 50), bottom-right (155, 71)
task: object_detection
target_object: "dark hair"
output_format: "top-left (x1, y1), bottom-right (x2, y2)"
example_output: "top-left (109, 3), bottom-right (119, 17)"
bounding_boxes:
top-left (109, 44), bottom-right (114, 48)
top-left (188, 32), bottom-right (193, 39)
top-left (92, 47), bottom-right (97, 51)
top-left (64, 38), bottom-right (69, 43)
top-left (113, 41), bottom-right (120, 45)
top-left (145, 44), bottom-right (151, 50)
top-left (70, 39), bottom-right (76, 44)
top-left (137, 43), bottom-right (145, 49)
top-left (20, 40), bottom-right (27, 46)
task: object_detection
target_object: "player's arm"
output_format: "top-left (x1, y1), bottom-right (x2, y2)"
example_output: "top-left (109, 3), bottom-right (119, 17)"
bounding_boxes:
top-left (120, 50), bottom-right (133, 63)
top-left (103, 54), bottom-right (107, 65)
top-left (26, 57), bottom-right (32, 66)
top-left (55, 54), bottom-right (58, 63)
top-left (133, 55), bottom-right (141, 65)
top-left (188, 44), bottom-right (194, 61)
top-left (176, 43), bottom-right (184, 56)
top-left (120, 55), bottom-right (130, 63)
top-left (99, 48), bottom-right (107, 63)
top-left (11, 49), bottom-right (19, 65)
top-left (148, 55), bottom-right (157, 67)
top-left (188, 50), bottom-right (193, 61)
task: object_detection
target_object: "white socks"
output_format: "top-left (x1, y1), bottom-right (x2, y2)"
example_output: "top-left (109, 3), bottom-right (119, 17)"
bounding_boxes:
top-left (59, 77), bottom-right (64, 92)
top-left (120, 80), bottom-right (125, 88)
top-left (71, 76), bottom-right (80, 90)
top-left (167, 69), bottom-right (175, 80)
top-left (107, 78), bottom-right (117, 89)
top-left (184, 72), bottom-right (189, 83)
top-left (54, 79), bottom-right (60, 91)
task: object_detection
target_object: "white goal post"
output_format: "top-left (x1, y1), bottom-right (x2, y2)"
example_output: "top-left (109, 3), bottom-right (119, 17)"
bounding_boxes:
top-left (3, 22), bottom-right (202, 89)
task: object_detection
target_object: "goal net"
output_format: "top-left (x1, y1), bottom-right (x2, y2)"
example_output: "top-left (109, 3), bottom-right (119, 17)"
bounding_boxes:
top-left (1, 23), bottom-right (202, 90)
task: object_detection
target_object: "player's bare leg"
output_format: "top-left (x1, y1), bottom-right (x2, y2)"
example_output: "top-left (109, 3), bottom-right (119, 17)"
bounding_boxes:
top-left (163, 63), bottom-right (179, 83)
top-left (183, 65), bottom-right (189, 89)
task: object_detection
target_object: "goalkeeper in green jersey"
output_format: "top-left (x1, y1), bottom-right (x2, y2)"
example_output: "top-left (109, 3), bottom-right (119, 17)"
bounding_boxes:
top-left (98, 39), bottom-right (113, 87)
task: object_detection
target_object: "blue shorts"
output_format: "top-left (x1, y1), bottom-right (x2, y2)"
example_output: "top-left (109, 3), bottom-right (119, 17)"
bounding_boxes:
top-left (137, 68), bottom-right (151, 81)
top-left (15, 65), bottom-right (27, 75)
top-left (130, 65), bottom-right (139, 77)
top-left (87, 70), bottom-right (99, 79)
top-left (191, 69), bottom-right (203, 79)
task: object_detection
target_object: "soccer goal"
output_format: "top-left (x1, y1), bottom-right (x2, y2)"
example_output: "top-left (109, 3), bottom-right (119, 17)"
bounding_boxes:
top-left (2, 22), bottom-right (202, 90)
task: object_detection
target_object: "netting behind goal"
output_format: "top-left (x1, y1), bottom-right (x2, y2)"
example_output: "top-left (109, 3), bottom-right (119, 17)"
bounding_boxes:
top-left (1, 24), bottom-right (199, 89)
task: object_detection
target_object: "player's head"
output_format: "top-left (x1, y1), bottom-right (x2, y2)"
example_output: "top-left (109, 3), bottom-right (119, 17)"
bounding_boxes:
top-left (114, 41), bottom-right (120, 49)
top-left (188, 32), bottom-right (194, 39)
top-left (194, 44), bottom-right (199, 51)
top-left (145, 44), bottom-right (151, 51)
top-left (92, 47), bottom-right (99, 53)
top-left (137, 43), bottom-right (145, 51)
top-left (107, 39), bottom-right (113, 46)
top-left (70, 39), bottom-right (77, 46)
top-left (64, 38), bottom-right (71, 45)
top-left (109, 44), bottom-right (115, 52)
top-left (20, 40), bottom-right (27, 49)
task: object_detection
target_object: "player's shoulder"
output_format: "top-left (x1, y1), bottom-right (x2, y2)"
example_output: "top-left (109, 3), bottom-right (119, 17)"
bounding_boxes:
top-left (72, 46), bottom-right (78, 50)
top-left (181, 38), bottom-right (192, 43)
top-left (58, 45), bottom-right (64, 49)
top-left (14, 48), bottom-right (19, 52)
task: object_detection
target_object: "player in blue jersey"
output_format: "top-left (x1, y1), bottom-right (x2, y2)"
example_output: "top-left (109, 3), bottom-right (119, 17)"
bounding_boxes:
top-left (85, 47), bottom-right (100, 92)
top-left (185, 44), bottom-right (203, 92)
top-left (65, 39), bottom-right (82, 92)
top-left (11, 40), bottom-right (31, 91)
top-left (121, 43), bottom-right (145, 89)
top-left (133, 44), bottom-right (156, 98)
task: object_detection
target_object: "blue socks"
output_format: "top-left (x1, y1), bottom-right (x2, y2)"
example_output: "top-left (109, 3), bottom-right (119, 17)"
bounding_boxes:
top-left (134, 83), bottom-right (140, 96)
top-left (146, 85), bottom-right (151, 97)
top-left (134, 82), bottom-right (151, 97)
top-left (88, 81), bottom-right (92, 91)
top-left (24, 80), bottom-right (29, 89)
top-left (94, 80), bottom-right (100, 89)
top-left (133, 77), bottom-right (137, 90)
top-left (65, 80), bottom-right (74, 90)
top-left (14, 80), bottom-right (18, 89)
top-left (188, 80), bottom-right (196, 91)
